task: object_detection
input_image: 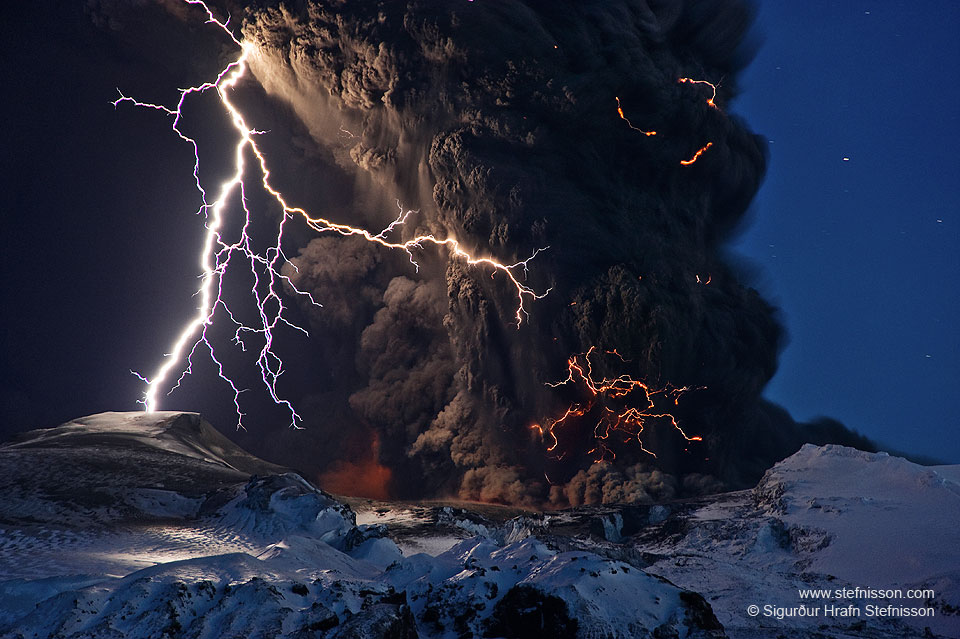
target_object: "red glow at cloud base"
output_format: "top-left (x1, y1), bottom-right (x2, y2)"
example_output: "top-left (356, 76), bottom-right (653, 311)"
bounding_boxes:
top-left (317, 432), bottom-right (393, 500)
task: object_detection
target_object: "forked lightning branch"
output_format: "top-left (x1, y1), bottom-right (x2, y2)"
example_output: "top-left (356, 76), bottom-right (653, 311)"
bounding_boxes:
top-left (116, 0), bottom-right (548, 428)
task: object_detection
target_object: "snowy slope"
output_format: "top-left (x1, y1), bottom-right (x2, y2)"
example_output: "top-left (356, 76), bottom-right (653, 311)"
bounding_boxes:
top-left (634, 444), bottom-right (960, 638)
top-left (0, 412), bottom-right (720, 639)
top-left (757, 444), bottom-right (960, 586)
top-left (1, 413), bottom-right (957, 638)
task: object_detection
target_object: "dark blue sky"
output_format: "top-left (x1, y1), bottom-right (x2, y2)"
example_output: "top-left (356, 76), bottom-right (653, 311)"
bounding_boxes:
top-left (732, 1), bottom-right (959, 461)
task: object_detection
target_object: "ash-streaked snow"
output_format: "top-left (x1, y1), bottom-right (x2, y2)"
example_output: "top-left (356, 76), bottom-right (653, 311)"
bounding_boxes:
top-left (0, 412), bottom-right (956, 638)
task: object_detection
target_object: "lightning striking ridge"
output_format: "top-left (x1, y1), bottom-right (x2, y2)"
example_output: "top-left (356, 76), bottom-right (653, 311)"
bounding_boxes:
top-left (614, 96), bottom-right (657, 136)
top-left (531, 347), bottom-right (701, 463)
top-left (117, 0), bottom-right (548, 428)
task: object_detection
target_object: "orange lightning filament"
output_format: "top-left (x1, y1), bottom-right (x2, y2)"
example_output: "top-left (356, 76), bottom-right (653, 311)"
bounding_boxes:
top-left (117, 1), bottom-right (549, 428)
top-left (678, 77), bottom-right (720, 110)
top-left (680, 142), bottom-right (713, 166)
top-left (614, 97), bottom-right (657, 136)
top-left (675, 77), bottom-right (719, 165)
top-left (531, 347), bottom-right (701, 463)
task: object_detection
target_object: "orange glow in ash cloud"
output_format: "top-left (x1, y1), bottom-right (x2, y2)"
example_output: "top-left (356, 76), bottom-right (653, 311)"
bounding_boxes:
top-left (318, 431), bottom-right (392, 499)
top-left (531, 347), bottom-right (702, 463)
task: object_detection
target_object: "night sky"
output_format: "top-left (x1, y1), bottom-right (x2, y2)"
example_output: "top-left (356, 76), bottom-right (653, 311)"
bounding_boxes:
top-left (734, 1), bottom-right (959, 463)
top-left (1, 1), bottom-right (957, 464)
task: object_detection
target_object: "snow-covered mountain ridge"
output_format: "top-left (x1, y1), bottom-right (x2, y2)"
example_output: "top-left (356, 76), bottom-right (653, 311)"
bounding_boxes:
top-left (0, 413), bottom-right (956, 638)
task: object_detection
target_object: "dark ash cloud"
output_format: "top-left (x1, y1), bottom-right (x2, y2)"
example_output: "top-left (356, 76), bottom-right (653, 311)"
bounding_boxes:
top-left (186, 0), bottom-right (878, 505)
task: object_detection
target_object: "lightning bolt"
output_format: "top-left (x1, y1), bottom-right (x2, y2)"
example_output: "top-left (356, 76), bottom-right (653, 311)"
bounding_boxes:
top-left (616, 81), bottom-right (719, 165)
top-left (680, 142), bottom-right (713, 166)
top-left (117, 0), bottom-right (548, 428)
top-left (532, 346), bottom-right (702, 463)
top-left (614, 96), bottom-right (657, 136)
top-left (678, 77), bottom-right (721, 110)
top-left (674, 77), bottom-right (721, 166)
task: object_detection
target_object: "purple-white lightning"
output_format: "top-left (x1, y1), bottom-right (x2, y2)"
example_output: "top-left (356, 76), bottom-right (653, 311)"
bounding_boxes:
top-left (116, 0), bottom-right (548, 428)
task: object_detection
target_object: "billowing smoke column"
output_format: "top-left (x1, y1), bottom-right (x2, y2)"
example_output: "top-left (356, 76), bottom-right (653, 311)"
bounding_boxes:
top-left (218, 0), bottom-right (873, 505)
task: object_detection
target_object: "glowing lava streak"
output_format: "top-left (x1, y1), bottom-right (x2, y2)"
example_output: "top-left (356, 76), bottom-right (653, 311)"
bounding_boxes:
top-left (116, 0), bottom-right (548, 427)
top-left (680, 142), bottom-right (713, 166)
top-left (614, 97), bottom-right (657, 136)
top-left (531, 347), bottom-right (701, 462)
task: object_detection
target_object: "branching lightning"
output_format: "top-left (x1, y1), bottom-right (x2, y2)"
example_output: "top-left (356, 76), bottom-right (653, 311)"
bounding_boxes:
top-left (677, 77), bottom-right (721, 110)
top-left (531, 347), bottom-right (701, 463)
top-left (616, 78), bottom-right (721, 165)
top-left (118, 0), bottom-right (548, 428)
top-left (675, 76), bottom-right (720, 166)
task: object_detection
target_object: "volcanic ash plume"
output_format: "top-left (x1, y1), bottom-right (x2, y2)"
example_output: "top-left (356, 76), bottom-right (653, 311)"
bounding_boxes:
top-left (235, 0), bottom-right (871, 505)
